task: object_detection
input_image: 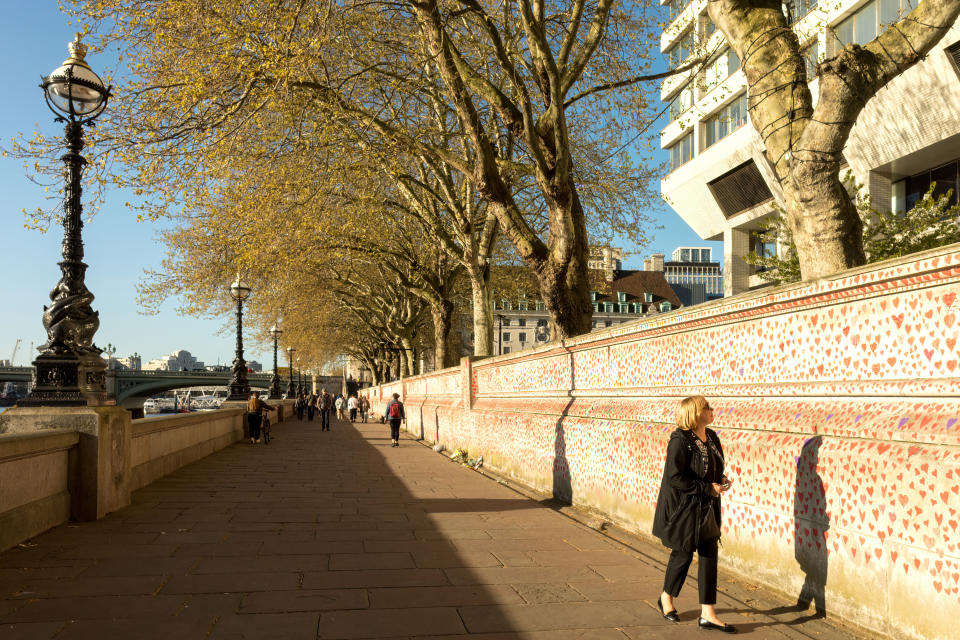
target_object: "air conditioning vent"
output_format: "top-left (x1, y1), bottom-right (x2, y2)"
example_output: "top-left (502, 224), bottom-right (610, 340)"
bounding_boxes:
top-left (708, 160), bottom-right (774, 218)
top-left (945, 41), bottom-right (960, 80)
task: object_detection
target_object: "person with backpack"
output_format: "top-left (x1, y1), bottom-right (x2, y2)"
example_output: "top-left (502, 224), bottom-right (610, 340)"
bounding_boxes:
top-left (295, 392), bottom-right (306, 420)
top-left (334, 394), bottom-right (346, 420)
top-left (384, 392), bottom-right (406, 448)
top-left (317, 389), bottom-right (332, 431)
top-left (305, 390), bottom-right (317, 421)
top-left (652, 395), bottom-right (735, 633)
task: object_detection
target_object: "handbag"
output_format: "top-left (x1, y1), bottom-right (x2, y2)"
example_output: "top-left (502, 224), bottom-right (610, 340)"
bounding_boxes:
top-left (699, 497), bottom-right (721, 542)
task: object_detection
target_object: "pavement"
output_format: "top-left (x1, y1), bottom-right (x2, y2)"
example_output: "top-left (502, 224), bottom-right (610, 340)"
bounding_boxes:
top-left (0, 415), bottom-right (864, 639)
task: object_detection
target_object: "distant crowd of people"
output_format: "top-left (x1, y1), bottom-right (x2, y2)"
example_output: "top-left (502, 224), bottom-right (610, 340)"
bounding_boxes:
top-left (247, 387), bottom-right (406, 449)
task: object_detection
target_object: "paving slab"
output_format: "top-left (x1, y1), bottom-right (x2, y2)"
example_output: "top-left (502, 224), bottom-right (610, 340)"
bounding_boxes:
top-left (0, 414), bottom-right (864, 639)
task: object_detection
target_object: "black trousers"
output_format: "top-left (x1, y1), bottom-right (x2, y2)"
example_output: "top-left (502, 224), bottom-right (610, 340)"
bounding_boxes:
top-left (663, 538), bottom-right (719, 605)
top-left (349, 408), bottom-right (357, 421)
top-left (389, 419), bottom-right (401, 440)
top-left (307, 406), bottom-right (315, 421)
top-left (248, 413), bottom-right (262, 440)
top-left (319, 409), bottom-right (331, 431)
top-left (296, 405), bottom-right (305, 420)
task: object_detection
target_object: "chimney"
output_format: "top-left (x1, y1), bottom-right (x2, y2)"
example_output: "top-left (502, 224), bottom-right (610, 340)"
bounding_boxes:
top-left (644, 257), bottom-right (652, 271)
top-left (651, 253), bottom-right (664, 271)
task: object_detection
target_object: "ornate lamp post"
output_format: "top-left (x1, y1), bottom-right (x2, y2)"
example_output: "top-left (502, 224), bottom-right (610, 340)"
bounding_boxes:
top-left (286, 347), bottom-right (296, 398)
top-left (268, 325), bottom-right (283, 398)
top-left (296, 357), bottom-right (303, 395)
top-left (22, 35), bottom-right (112, 406)
top-left (225, 277), bottom-right (252, 401)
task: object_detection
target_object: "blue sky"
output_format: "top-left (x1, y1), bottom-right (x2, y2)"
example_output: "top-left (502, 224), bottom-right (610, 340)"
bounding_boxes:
top-left (0, 4), bottom-right (718, 368)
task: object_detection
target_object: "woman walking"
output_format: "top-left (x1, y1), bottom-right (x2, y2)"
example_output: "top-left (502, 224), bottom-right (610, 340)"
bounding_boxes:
top-left (652, 395), bottom-right (736, 633)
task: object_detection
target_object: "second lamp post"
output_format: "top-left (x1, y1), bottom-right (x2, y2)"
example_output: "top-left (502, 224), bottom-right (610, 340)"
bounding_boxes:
top-left (286, 347), bottom-right (296, 398)
top-left (226, 277), bottom-right (251, 401)
top-left (269, 325), bottom-right (283, 398)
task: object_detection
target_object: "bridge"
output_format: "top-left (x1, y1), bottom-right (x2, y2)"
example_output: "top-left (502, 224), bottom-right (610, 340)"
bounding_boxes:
top-left (0, 367), bottom-right (344, 416)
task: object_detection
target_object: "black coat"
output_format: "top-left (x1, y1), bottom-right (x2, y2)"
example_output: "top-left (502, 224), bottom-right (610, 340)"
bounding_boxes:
top-left (652, 427), bottom-right (725, 552)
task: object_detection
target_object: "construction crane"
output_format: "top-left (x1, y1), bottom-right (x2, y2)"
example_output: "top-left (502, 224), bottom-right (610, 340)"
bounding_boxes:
top-left (10, 339), bottom-right (21, 366)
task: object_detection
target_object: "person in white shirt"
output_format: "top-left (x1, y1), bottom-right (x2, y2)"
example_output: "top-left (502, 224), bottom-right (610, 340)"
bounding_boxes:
top-left (347, 394), bottom-right (359, 422)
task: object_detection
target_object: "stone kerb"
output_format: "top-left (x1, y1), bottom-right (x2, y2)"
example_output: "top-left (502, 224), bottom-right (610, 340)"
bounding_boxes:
top-left (363, 242), bottom-right (960, 640)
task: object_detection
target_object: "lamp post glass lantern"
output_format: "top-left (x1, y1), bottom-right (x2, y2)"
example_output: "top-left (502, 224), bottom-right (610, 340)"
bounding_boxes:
top-left (286, 347), bottom-right (296, 398)
top-left (269, 325), bottom-right (283, 398)
top-left (22, 34), bottom-right (112, 406)
top-left (226, 277), bottom-right (251, 401)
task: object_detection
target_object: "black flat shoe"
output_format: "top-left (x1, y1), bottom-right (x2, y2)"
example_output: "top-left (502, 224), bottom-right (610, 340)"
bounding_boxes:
top-left (698, 618), bottom-right (736, 633)
top-left (656, 596), bottom-right (679, 622)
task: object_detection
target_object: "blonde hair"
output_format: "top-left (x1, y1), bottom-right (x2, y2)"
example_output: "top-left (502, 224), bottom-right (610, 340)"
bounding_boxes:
top-left (677, 395), bottom-right (709, 430)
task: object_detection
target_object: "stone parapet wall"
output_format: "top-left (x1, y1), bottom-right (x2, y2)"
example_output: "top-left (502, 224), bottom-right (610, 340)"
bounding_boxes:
top-left (0, 399), bottom-right (297, 551)
top-left (364, 243), bottom-right (960, 640)
top-left (0, 430), bottom-right (78, 553)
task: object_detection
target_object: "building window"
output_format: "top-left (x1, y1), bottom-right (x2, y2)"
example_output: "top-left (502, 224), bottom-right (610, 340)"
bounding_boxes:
top-left (502, 332), bottom-right (510, 341)
top-left (605, 321), bottom-right (613, 327)
top-left (792, 0), bottom-right (819, 22)
top-left (703, 93), bottom-right (748, 149)
top-left (701, 49), bottom-right (740, 93)
top-left (669, 133), bottom-right (694, 171)
top-left (617, 291), bottom-right (627, 303)
top-left (500, 299), bottom-right (511, 310)
top-left (898, 160), bottom-right (959, 210)
top-left (519, 332), bottom-right (527, 342)
top-left (803, 41), bottom-right (820, 78)
top-left (536, 319), bottom-right (547, 327)
top-left (644, 292), bottom-right (653, 303)
top-left (669, 82), bottom-right (693, 121)
top-left (667, 30), bottom-right (694, 68)
top-left (835, 0), bottom-right (908, 48)
top-left (503, 347), bottom-right (511, 354)
top-left (700, 10), bottom-right (716, 40)
top-left (668, 0), bottom-right (691, 23)
top-left (518, 318), bottom-right (526, 327)
top-left (502, 318), bottom-right (511, 327)
top-left (660, 301), bottom-right (673, 312)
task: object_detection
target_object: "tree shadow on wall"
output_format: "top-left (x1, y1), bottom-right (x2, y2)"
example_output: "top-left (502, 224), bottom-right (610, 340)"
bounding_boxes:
top-left (792, 435), bottom-right (828, 618)
top-left (553, 345), bottom-right (575, 503)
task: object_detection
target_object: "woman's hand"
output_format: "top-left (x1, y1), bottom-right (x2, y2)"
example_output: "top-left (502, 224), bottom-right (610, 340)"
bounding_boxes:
top-left (720, 475), bottom-right (734, 492)
top-left (711, 483), bottom-right (723, 497)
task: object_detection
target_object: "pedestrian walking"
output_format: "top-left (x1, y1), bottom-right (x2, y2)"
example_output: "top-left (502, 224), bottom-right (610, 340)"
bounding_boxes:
top-left (306, 390), bottom-right (316, 421)
top-left (247, 391), bottom-right (276, 445)
top-left (652, 395), bottom-right (735, 633)
top-left (335, 394), bottom-right (346, 420)
top-left (347, 394), bottom-right (358, 422)
top-left (358, 394), bottom-right (370, 423)
top-left (317, 388), bottom-right (332, 432)
top-left (383, 392), bottom-right (406, 448)
top-left (295, 392), bottom-right (306, 420)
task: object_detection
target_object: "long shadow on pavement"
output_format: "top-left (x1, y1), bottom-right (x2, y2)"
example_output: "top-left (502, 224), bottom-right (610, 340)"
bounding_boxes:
top-left (0, 415), bottom-right (857, 639)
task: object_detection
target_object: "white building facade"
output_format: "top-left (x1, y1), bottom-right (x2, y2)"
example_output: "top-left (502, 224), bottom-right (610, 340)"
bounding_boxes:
top-left (143, 349), bottom-right (205, 372)
top-left (660, 0), bottom-right (960, 295)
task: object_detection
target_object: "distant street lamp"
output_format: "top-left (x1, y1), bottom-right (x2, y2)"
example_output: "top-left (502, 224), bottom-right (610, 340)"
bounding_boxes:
top-left (268, 325), bottom-right (283, 398)
top-left (226, 277), bottom-right (251, 401)
top-left (296, 358), bottom-right (303, 395)
top-left (21, 35), bottom-right (112, 407)
top-left (286, 347), bottom-right (296, 398)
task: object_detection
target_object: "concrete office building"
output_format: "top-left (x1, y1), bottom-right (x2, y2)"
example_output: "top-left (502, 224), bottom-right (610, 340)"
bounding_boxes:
top-left (644, 247), bottom-right (724, 306)
top-left (660, 0), bottom-right (960, 295)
